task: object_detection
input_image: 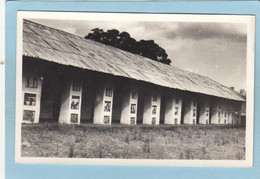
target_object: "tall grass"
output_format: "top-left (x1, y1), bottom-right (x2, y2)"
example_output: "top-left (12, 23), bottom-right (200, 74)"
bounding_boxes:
top-left (21, 123), bottom-right (246, 160)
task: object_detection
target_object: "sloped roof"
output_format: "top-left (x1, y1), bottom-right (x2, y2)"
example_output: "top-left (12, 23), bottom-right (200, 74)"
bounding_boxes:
top-left (22, 19), bottom-right (245, 102)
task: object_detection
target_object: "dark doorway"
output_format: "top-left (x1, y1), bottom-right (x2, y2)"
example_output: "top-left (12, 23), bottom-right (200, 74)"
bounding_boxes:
top-left (112, 83), bottom-right (123, 124)
top-left (196, 101), bottom-right (201, 124)
top-left (39, 72), bottom-right (63, 122)
top-left (181, 100), bottom-right (185, 124)
top-left (160, 95), bottom-right (166, 124)
top-left (137, 90), bottom-right (144, 124)
top-left (80, 80), bottom-right (95, 123)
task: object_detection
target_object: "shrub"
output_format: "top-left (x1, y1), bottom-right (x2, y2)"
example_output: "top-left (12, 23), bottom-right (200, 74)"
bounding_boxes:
top-left (21, 123), bottom-right (245, 160)
top-left (125, 133), bottom-right (130, 144)
top-left (143, 138), bottom-right (151, 154)
top-left (68, 146), bottom-right (74, 158)
top-left (235, 152), bottom-right (243, 160)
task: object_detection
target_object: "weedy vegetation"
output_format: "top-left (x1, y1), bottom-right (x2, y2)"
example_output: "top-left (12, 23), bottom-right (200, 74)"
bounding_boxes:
top-left (21, 123), bottom-right (245, 160)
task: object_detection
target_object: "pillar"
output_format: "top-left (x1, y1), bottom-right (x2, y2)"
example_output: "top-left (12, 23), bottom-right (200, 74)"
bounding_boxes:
top-left (235, 113), bottom-right (241, 124)
top-left (59, 80), bottom-right (82, 124)
top-left (183, 99), bottom-right (197, 124)
top-left (228, 112), bottom-right (233, 124)
top-left (199, 101), bottom-right (210, 124)
top-left (120, 89), bottom-right (138, 124)
top-left (227, 103), bottom-right (231, 124)
top-left (164, 96), bottom-right (182, 125)
top-left (93, 85), bottom-right (114, 124)
top-left (143, 93), bottom-right (161, 125)
top-left (227, 104), bottom-right (234, 124)
top-left (222, 103), bottom-right (228, 124)
top-left (22, 72), bottom-right (43, 123)
top-left (234, 102), bottom-right (242, 124)
top-left (210, 102), bottom-right (224, 124)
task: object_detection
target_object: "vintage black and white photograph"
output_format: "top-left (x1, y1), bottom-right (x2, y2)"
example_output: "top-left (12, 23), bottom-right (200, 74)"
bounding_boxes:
top-left (15, 12), bottom-right (255, 167)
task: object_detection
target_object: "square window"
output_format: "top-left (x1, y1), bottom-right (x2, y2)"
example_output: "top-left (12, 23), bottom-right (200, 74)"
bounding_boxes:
top-left (152, 95), bottom-right (157, 102)
top-left (174, 118), bottom-right (178, 124)
top-left (152, 105), bottom-right (157, 114)
top-left (130, 104), bottom-right (136, 114)
top-left (104, 116), bottom-right (110, 124)
top-left (72, 82), bottom-right (81, 91)
top-left (104, 101), bottom-right (111, 112)
top-left (105, 88), bottom-right (113, 97)
top-left (24, 93), bottom-right (36, 106)
top-left (26, 77), bottom-right (30, 87)
top-left (152, 117), bottom-right (156, 125)
top-left (131, 91), bottom-right (137, 99)
top-left (193, 109), bottom-right (196, 117)
top-left (32, 78), bottom-right (38, 88)
top-left (70, 114), bottom-right (78, 123)
top-left (174, 107), bottom-right (178, 115)
top-left (71, 96), bottom-right (80, 109)
top-left (218, 112), bottom-right (221, 117)
top-left (25, 76), bottom-right (38, 88)
top-left (130, 117), bottom-right (135, 124)
top-left (206, 110), bottom-right (209, 116)
top-left (193, 100), bottom-right (196, 107)
top-left (23, 110), bottom-right (35, 122)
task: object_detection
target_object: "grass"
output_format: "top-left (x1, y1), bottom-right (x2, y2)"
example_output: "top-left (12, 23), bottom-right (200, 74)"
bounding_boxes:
top-left (21, 123), bottom-right (246, 160)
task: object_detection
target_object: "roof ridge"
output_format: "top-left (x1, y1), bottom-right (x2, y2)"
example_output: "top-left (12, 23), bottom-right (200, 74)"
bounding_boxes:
top-left (24, 19), bottom-right (84, 40)
top-left (22, 19), bottom-right (246, 102)
top-left (24, 19), bottom-right (180, 69)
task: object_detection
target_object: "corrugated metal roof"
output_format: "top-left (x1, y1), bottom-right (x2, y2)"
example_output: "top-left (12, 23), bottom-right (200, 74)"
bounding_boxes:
top-left (22, 19), bottom-right (245, 102)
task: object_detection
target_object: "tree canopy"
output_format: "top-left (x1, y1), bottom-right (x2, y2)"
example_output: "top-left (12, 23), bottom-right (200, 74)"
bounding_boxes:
top-left (239, 89), bottom-right (246, 97)
top-left (85, 28), bottom-right (172, 65)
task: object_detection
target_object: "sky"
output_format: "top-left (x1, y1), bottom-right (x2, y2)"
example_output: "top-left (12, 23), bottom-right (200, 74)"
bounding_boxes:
top-left (30, 18), bottom-right (247, 91)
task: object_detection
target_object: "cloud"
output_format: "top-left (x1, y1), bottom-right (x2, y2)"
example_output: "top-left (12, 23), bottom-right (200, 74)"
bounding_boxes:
top-left (30, 18), bottom-right (247, 42)
top-left (27, 18), bottom-right (247, 90)
top-left (164, 22), bottom-right (247, 42)
top-left (169, 38), bottom-right (247, 90)
top-left (132, 21), bottom-right (247, 42)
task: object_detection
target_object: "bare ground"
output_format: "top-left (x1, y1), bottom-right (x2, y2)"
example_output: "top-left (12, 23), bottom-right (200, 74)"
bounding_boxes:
top-left (21, 123), bottom-right (245, 160)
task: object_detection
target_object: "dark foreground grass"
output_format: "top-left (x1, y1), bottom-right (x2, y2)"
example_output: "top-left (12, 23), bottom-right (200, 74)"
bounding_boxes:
top-left (21, 123), bottom-right (245, 160)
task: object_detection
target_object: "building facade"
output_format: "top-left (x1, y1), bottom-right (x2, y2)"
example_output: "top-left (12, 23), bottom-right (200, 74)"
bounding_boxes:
top-left (21, 20), bottom-right (246, 125)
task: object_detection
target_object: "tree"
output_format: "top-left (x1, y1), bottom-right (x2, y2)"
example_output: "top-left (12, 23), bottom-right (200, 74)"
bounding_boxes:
top-left (239, 89), bottom-right (246, 97)
top-left (85, 28), bottom-right (172, 65)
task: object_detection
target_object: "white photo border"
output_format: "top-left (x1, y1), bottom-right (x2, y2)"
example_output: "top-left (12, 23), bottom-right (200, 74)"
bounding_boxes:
top-left (15, 11), bottom-right (255, 167)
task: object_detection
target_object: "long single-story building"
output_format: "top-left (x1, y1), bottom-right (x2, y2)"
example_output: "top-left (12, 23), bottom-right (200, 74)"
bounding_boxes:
top-left (21, 19), bottom-right (246, 125)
